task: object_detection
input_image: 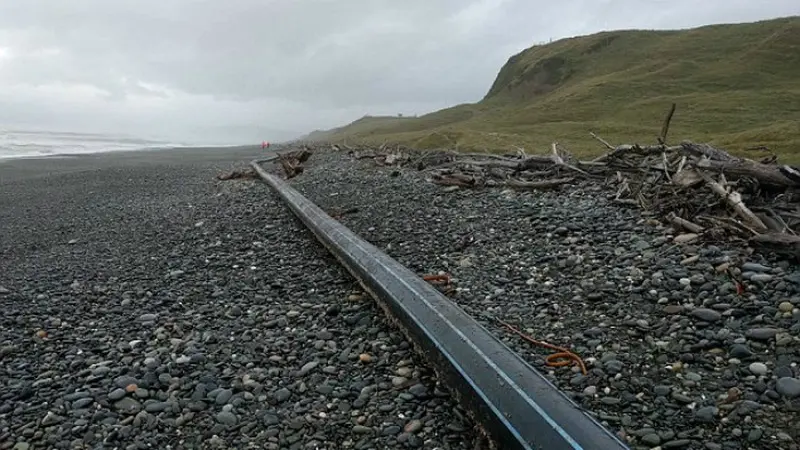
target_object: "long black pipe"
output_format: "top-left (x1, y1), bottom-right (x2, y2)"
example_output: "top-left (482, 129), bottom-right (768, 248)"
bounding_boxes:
top-left (251, 159), bottom-right (629, 450)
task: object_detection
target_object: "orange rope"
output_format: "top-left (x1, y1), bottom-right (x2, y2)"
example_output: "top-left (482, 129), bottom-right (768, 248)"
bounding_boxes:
top-left (422, 274), bottom-right (451, 284)
top-left (496, 318), bottom-right (587, 375)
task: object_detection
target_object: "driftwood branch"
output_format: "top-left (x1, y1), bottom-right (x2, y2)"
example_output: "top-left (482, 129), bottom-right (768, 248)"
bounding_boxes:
top-left (694, 158), bottom-right (800, 187)
top-left (698, 171), bottom-right (768, 232)
top-left (658, 103), bottom-right (677, 145)
top-left (277, 149), bottom-right (312, 178)
top-left (750, 233), bottom-right (800, 260)
top-left (589, 132), bottom-right (615, 151)
top-left (667, 212), bottom-right (705, 233)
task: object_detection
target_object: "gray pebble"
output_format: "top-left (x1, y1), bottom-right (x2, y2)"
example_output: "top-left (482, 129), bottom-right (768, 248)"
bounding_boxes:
top-left (298, 360), bottom-right (319, 376)
top-left (108, 388), bottom-right (127, 401)
top-left (40, 411), bottom-right (63, 427)
top-left (215, 388), bottom-right (233, 405)
top-left (746, 328), bottom-right (779, 340)
top-left (641, 433), bottom-right (661, 446)
top-left (72, 397), bottom-right (94, 409)
top-left (215, 411), bottom-right (238, 426)
top-left (275, 387), bottom-right (291, 402)
top-left (691, 308), bottom-right (721, 322)
top-left (353, 425), bottom-right (372, 434)
top-left (775, 377), bottom-right (800, 398)
top-left (144, 401), bottom-right (170, 413)
top-left (600, 397), bottom-right (621, 405)
top-left (748, 362), bottom-right (768, 376)
top-left (729, 344), bottom-right (753, 358)
top-left (693, 406), bottom-right (718, 423)
top-left (741, 262), bottom-right (770, 272)
top-left (747, 428), bottom-right (763, 442)
top-left (750, 273), bottom-right (773, 282)
top-left (113, 397), bottom-right (142, 414)
top-left (408, 383), bottom-right (428, 398)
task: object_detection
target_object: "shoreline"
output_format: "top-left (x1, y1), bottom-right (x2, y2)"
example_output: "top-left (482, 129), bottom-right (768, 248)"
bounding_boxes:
top-left (0, 145), bottom-right (269, 183)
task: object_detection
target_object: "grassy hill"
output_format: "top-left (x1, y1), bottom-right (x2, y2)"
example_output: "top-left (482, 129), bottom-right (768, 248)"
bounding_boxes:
top-left (305, 17), bottom-right (800, 162)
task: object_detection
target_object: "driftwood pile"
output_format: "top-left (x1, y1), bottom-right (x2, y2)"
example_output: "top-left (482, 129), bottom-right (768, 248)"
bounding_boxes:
top-left (326, 107), bottom-right (800, 260)
top-left (278, 147), bottom-right (313, 179)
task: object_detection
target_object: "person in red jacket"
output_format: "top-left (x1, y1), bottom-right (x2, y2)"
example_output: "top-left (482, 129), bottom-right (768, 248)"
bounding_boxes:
top-left (261, 141), bottom-right (271, 150)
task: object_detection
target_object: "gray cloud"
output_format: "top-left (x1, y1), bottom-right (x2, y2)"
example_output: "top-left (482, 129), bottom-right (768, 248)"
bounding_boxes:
top-left (0, 0), bottom-right (797, 143)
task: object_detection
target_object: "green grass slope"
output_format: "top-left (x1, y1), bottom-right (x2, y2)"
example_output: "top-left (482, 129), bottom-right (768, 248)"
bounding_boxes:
top-left (307, 17), bottom-right (800, 161)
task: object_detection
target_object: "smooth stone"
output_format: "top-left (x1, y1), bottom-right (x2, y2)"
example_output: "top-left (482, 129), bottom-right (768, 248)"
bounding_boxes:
top-left (404, 420), bottom-right (423, 433)
top-left (215, 411), bottom-right (238, 426)
top-left (72, 398), bottom-right (94, 409)
top-left (747, 428), bottom-right (763, 442)
top-left (215, 389), bottom-right (233, 405)
top-left (778, 301), bottom-right (794, 313)
top-left (108, 388), bottom-right (127, 401)
top-left (137, 313), bottom-right (157, 322)
top-left (653, 385), bottom-right (671, 397)
top-left (746, 328), bottom-right (779, 340)
top-left (408, 384), bottom-right (428, 398)
top-left (776, 333), bottom-right (793, 346)
top-left (113, 397), bottom-right (142, 414)
top-left (353, 425), bottom-right (372, 434)
top-left (737, 400), bottom-right (761, 414)
top-left (392, 376), bottom-right (409, 387)
top-left (685, 372), bottom-right (702, 382)
top-left (600, 397), bottom-right (621, 405)
top-left (382, 425), bottom-right (402, 436)
top-left (775, 365), bottom-right (794, 379)
top-left (691, 308), bottom-right (721, 322)
top-left (298, 361), bottom-right (319, 376)
top-left (674, 233), bottom-right (699, 244)
top-left (641, 433), bottom-right (661, 446)
top-left (693, 406), bottom-right (718, 423)
top-left (729, 344), bottom-right (753, 358)
top-left (41, 411), bottom-right (63, 426)
top-left (671, 392), bottom-right (693, 404)
top-left (748, 362), bottom-right (768, 376)
top-left (775, 377), bottom-right (800, 398)
top-left (114, 375), bottom-right (139, 388)
top-left (275, 387), bottom-right (291, 402)
top-left (145, 401), bottom-right (170, 413)
top-left (750, 274), bottom-right (773, 282)
top-left (741, 262), bottom-right (770, 272)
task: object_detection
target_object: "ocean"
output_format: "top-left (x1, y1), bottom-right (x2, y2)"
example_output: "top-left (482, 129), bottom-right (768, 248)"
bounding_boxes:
top-left (0, 129), bottom-right (190, 159)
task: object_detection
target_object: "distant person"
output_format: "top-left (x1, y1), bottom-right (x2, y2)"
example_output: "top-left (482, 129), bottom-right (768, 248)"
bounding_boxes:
top-left (261, 141), bottom-right (271, 150)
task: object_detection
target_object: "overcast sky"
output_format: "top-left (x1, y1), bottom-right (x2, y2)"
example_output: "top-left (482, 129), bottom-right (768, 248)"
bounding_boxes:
top-left (0, 1), bottom-right (797, 144)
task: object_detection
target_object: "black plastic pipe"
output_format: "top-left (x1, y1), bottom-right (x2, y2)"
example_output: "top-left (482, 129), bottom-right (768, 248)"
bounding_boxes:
top-left (251, 159), bottom-right (629, 450)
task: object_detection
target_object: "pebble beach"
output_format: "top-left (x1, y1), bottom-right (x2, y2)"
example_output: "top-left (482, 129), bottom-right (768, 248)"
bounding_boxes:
top-left (1, 145), bottom-right (799, 450)
top-left (0, 148), bottom-right (482, 450)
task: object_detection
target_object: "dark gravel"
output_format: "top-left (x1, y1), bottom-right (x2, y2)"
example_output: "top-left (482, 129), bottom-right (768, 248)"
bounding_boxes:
top-left (285, 147), bottom-right (800, 450)
top-left (0, 148), bottom-right (481, 449)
